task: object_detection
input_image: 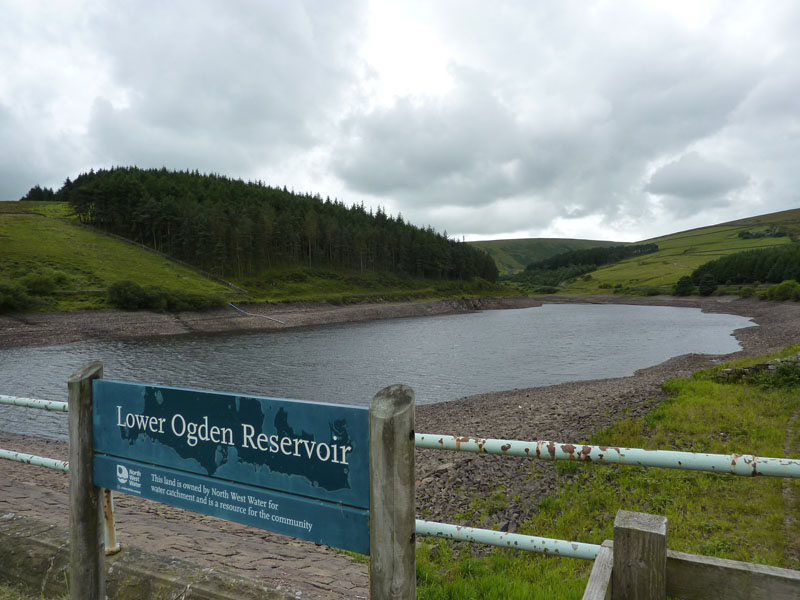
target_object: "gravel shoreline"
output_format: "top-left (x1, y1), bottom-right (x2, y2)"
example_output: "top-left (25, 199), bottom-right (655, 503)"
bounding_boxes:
top-left (0, 296), bottom-right (542, 349)
top-left (416, 295), bottom-right (800, 528)
top-left (3, 294), bottom-right (800, 532)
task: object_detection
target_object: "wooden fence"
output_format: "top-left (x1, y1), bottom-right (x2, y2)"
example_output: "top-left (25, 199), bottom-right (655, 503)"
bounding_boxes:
top-left (583, 510), bottom-right (800, 600)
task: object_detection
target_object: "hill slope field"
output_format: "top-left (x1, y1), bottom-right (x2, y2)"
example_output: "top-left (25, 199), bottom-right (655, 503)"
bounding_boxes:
top-left (469, 238), bottom-right (621, 275)
top-left (557, 208), bottom-right (800, 294)
top-left (0, 201), bottom-right (235, 311)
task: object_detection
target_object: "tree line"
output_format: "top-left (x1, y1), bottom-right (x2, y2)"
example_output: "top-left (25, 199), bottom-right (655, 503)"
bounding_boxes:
top-left (525, 243), bottom-right (659, 271)
top-left (690, 244), bottom-right (800, 286)
top-left (50, 167), bottom-right (497, 282)
top-left (510, 243), bottom-right (659, 289)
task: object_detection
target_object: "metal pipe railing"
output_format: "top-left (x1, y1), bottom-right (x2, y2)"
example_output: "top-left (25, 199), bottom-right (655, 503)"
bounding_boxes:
top-left (415, 434), bottom-right (800, 479)
top-left (0, 395), bottom-right (68, 412)
top-left (0, 448), bottom-right (69, 471)
top-left (0, 393), bottom-right (120, 555)
top-left (416, 519), bottom-right (601, 560)
top-left (0, 395), bottom-right (69, 470)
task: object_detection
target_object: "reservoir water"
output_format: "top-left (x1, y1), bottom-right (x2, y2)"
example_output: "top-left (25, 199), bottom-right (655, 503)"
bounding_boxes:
top-left (0, 304), bottom-right (754, 441)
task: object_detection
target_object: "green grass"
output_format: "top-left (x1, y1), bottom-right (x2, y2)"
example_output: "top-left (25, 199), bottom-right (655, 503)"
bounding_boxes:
top-left (514, 208), bottom-right (800, 295)
top-left (232, 266), bottom-right (510, 304)
top-left (416, 347), bottom-right (800, 598)
top-left (0, 583), bottom-right (66, 600)
top-left (469, 238), bottom-right (621, 275)
top-left (0, 201), bottom-right (234, 311)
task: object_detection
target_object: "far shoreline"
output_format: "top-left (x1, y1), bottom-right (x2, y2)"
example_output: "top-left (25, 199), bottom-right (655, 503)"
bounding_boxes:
top-left (2, 293), bottom-right (798, 354)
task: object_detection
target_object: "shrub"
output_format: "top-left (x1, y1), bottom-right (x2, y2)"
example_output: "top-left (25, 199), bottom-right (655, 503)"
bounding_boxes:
top-left (698, 273), bottom-right (717, 296)
top-left (673, 276), bottom-right (694, 296)
top-left (739, 286), bottom-right (756, 298)
top-left (107, 280), bottom-right (221, 311)
top-left (161, 289), bottom-right (219, 311)
top-left (0, 281), bottom-right (30, 312)
top-left (765, 280), bottom-right (800, 302)
top-left (749, 360), bottom-right (800, 389)
top-left (19, 272), bottom-right (57, 296)
top-left (107, 280), bottom-right (150, 309)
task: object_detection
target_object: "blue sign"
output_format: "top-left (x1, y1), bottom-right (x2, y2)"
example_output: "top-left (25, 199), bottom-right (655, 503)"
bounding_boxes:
top-left (92, 380), bottom-right (370, 553)
top-left (94, 455), bottom-right (369, 553)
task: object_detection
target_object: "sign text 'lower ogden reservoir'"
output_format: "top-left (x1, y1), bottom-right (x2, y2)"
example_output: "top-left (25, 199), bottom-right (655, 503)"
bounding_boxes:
top-left (115, 407), bottom-right (355, 465)
top-left (92, 379), bottom-right (370, 553)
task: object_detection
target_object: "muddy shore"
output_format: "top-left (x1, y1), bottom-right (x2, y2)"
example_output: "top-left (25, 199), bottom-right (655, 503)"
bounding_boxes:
top-left (0, 296), bottom-right (542, 349)
top-left (2, 295), bottom-right (800, 546)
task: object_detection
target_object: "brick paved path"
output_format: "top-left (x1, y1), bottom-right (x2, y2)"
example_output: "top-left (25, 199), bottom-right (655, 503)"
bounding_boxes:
top-left (0, 432), bottom-right (369, 599)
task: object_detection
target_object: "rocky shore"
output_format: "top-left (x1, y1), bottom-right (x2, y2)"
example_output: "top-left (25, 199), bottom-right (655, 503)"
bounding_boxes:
top-left (0, 296), bottom-right (542, 349)
top-left (1, 294), bottom-right (800, 594)
top-left (415, 295), bottom-right (800, 528)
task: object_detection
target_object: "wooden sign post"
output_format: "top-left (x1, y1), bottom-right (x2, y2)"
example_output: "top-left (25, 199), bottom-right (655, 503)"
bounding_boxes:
top-left (68, 361), bottom-right (105, 600)
top-left (369, 385), bottom-right (416, 599)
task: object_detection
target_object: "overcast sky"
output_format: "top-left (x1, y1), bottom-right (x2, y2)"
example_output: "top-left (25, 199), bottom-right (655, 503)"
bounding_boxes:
top-left (2, 1), bottom-right (799, 242)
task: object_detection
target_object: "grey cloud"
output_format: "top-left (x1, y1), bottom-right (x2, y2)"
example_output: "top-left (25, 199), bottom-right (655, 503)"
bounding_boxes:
top-left (334, 67), bottom-right (525, 206)
top-left (84, 0), bottom-right (366, 175)
top-left (646, 152), bottom-right (749, 199)
top-left (645, 153), bottom-right (750, 219)
top-left (0, 101), bottom-right (85, 199)
top-left (331, 1), bottom-right (769, 237)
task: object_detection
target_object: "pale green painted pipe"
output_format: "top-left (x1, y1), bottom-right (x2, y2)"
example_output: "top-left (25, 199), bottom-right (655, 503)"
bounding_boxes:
top-left (0, 395), bottom-right (68, 412)
top-left (416, 519), bottom-right (601, 560)
top-left (415, 433), bottom-right (800, 478)
top-left (0, 448), bottom-right (69, 472)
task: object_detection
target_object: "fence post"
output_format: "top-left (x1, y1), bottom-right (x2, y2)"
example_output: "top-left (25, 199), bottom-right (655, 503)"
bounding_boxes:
top-left (612, 510), bottom-right (667, 600)
top-left (369, 385), bottom-right (416, 600)
top-left (68, 361), bottom-right (104, 600)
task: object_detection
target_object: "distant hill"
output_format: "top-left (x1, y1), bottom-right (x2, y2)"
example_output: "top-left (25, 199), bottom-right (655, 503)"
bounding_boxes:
top-left (555, 207), bottom-right (800, 294)
top-left (468, 238), bottom-right (621, 275)
top-left (53, 167), bottom-right (498, 284)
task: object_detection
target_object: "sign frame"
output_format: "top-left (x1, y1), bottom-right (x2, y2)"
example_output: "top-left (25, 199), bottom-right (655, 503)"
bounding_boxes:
top-left (92, 379), bottom-right (370, 553)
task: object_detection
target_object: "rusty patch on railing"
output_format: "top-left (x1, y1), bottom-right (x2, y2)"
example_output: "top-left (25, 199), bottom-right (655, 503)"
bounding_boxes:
top-left (731, 453), bottom-right (760, 476)
top-left (547, 441), bottom-right (556, 458)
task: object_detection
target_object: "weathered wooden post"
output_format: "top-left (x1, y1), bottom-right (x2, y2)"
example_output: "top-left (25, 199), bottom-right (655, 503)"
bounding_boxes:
top-left (612, 510), bottom-right (667, 600)
top-left (68, 361), bottom-right (105, 600)
top-left (582, 540), bottom-right (614, 600)
top-left (369, 385), bottom-right (416, 599)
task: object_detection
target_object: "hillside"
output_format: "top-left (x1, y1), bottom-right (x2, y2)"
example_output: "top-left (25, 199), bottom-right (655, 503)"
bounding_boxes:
top-left (57, 167), bottom-right (498, 284)
top-left (468, 237), bottom-right (620, 275)
top-left (556, 208), bottom-right (800, 294)
top-left (0, 201), bottom-right (236, 311)
top-left (0, 200), bottom-right (507, 313)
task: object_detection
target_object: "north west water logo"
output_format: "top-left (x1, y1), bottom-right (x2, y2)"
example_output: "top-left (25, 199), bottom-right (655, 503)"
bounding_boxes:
top-left (116, 464), bottom-right (142, 491)
top-left (116, 464), bottom-right (129, 484)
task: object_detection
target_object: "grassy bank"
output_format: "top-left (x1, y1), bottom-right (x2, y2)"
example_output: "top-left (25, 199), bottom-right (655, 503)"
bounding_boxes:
top-left (416, 347), bottom-right (800, 599)
top-left (0, 202), bottom-right (234, 311)
top-left (0, 583), bottom-right (65, 600)
top-left (0, 201), bottom-right (510, 313)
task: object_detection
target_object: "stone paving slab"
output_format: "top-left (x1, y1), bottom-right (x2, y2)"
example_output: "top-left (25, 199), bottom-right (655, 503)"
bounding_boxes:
top-left (0, 432), bottom-right (369, 599)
